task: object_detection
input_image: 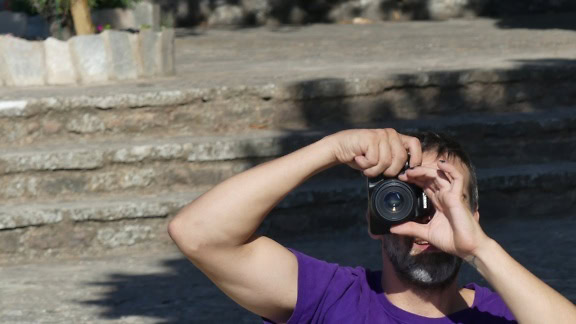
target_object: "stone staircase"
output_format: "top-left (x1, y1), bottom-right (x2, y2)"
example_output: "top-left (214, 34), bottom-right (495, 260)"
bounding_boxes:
top-left (2, 66), bottom-right (576, 258)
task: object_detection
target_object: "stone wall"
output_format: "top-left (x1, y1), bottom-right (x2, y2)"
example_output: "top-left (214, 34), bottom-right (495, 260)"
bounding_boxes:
top-left (172, 0), bottom-right (576, 27)
top-left (0, 29), bottom-right (174, 87)
top-left (2, 0), bottom-right (575, 35)
top-left (175, 0), bottom-right (490, 26)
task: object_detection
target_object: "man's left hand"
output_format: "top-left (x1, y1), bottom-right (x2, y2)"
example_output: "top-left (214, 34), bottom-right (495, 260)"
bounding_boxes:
top-left (391, 160), bottom-right (490, 260)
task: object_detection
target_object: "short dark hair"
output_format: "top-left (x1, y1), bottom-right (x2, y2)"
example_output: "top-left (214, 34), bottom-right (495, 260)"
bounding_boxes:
top-left (412, 132), bottom-right (479, 211)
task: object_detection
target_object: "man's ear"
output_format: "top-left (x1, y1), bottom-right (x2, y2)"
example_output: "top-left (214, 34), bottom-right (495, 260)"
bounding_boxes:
top-left (473, 209), bottom-right (480, 222)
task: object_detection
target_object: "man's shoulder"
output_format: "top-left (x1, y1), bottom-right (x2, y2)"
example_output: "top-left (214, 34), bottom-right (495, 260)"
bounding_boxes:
top-left (464, 283), bottom-right (516, 322)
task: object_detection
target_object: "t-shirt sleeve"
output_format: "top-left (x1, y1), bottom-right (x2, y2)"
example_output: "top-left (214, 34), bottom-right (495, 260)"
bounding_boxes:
top-left (263, 248), bottom-right (361, 324)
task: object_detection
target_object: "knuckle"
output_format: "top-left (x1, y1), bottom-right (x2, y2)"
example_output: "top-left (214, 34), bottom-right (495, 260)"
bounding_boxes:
top-left (408, 136), bottom-right (421, 147)
top-left (385, 128), bottom-right (398, 137)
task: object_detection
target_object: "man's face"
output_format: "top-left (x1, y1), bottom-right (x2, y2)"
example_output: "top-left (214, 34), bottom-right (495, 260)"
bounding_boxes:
top-left (381, 152), bottom-right (473, 290)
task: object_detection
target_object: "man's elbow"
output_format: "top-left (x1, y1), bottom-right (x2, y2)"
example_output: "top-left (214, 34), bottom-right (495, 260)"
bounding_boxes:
top-left (167, 215), bottom-right (207, 257)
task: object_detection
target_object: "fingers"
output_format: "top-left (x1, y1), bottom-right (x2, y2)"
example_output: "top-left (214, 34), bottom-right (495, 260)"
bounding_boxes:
top-left (363, 135), bottom-right (392, 177)
top-left (390, 221), bottom-right (428, 240)
top-left (437, 161), bottom-right (464, 195)
top-left (344, 129), bottom-right (420, 178)
top-left (354, 155), bottom-right (375, 170)
top-left (400, 134), bottom-right (422, 168)
top-left (384, 130), bottom-right (408, 177)
top-left (402, 166), bottom-right (451, 192)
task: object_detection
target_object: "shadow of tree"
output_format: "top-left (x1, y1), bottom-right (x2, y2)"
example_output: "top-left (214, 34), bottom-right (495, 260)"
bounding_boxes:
top-left (494, 12), bottom-right (576, 31)
top-left (81, 219), bottom-right (576, 323)
top-left (85, 58), bottom-right (576, 322)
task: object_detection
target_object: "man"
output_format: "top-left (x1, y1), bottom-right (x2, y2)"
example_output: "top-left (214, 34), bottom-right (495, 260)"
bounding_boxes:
top-left (168, 129), bottom-right (576, 323)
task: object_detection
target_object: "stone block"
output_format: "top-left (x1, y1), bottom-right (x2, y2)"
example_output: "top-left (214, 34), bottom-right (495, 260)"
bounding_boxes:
top-left (69, 200), bottom-right (177, 222)
top-left (208, 5), bottom-right (245, 26)
top-left (0, 36), bottom-right (46, 86)
top-left (44, 37), bottom-right (78, 85)
top-left (160, 28), bottom-right (175, 75)
top-left (0, 11), bottom-right (27, 37)
top-left (65, 113), bottom-right (106, 133)
top-left (97, 225), bottom-right (153, 248)
top-left (0, 208), bottom-right (62, 230)
top-left (427, 0), bottom-right (488, 20)
top-left (242, 0), bottom-right (269, 25)
top-left (137, 29), bottom-right (161, 77)
top-left (0, 150), bottom-right (105, 173)
top-left (101, 30), bottom-right (138, 80)
top-left (134, 1), bottom-right (161, 30)
top-left (128, 33), bottom-right (144, 76)
top-left (69, 35), bottom-right (111, 83)
top-left (92, 8), bottom-right (136, 30)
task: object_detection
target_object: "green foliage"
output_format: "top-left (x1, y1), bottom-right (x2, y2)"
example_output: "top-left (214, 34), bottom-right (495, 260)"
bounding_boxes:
top-left (27, 0), bottom-right (72, 21)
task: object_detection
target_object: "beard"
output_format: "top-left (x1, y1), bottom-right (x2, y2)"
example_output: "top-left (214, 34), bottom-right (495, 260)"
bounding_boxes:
top-left (382, 234), bottom-right (462, 290)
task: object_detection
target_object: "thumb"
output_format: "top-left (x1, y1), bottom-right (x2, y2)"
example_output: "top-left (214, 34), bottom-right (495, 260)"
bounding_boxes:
top-left (390, 222), bottom-right (427, 240)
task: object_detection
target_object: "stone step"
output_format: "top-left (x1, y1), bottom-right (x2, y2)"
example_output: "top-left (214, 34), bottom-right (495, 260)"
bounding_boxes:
top-left (1, 108), bottom-right (576, 202)
top-left (3, 66), bottom-right (576, 146)
top-left (2, 161), bottom-right (576, 256)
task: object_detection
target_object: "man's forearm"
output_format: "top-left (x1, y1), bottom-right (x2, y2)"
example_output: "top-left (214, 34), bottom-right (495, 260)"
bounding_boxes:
top-left (470, 239), bottom-right (576, 324)
top-left (169, 137), bottom-right (338, 254)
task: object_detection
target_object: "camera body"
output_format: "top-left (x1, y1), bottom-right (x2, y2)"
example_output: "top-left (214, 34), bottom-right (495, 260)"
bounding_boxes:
top-left (367, 163), bottom-right (434, 235)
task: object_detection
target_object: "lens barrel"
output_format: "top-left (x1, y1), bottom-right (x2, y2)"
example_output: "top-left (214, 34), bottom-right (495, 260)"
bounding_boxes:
top-left (371, 180), bottom-right (418, 223)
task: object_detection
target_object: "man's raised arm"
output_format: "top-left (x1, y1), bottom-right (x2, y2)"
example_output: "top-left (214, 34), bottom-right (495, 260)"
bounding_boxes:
top-left (393, 161), bottom-right (576, 324)
top-left (168, 129), bottom-right (421, 322)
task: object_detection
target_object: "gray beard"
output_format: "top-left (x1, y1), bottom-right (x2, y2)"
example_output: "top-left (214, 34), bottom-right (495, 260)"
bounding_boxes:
top-left (383, 234), bottom-right (462, 290)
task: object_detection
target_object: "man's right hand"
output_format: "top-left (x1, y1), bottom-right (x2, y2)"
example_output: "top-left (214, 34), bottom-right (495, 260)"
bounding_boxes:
top-left (169, 128), bottom-right (421, 322)
top-left (325, 129), bottom-right (423, 177)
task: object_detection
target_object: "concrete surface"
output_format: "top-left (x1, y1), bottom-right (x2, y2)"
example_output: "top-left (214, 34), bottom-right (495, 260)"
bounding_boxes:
top-left (2, 15), bottom-right (576, 100)
top-left (1, 217), bottom-right (574, 323)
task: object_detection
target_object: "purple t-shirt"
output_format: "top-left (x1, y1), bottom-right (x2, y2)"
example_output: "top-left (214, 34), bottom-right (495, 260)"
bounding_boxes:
top-left (264, 249), bottom-right (516, 324)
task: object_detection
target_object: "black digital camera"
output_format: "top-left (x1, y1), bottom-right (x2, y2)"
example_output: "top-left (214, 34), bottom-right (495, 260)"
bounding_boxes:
top-left (367, 161), bottom-right (434, 235)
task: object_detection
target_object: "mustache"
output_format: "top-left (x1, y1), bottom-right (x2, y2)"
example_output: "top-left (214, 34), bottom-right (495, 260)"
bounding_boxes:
top-left (383, 234), bottom-right (462, 289)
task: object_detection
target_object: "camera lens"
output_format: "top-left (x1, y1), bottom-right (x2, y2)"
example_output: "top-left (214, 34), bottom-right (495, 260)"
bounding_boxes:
top-left (372, 180), bottom-right (416, 223)
top-left (383, 192), bottom-right (404, 212)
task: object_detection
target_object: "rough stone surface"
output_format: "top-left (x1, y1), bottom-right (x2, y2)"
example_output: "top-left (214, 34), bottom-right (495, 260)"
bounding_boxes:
top-left (134, 1), bottom-right (161, 30)
top-left (68, 197), bottom-right (187, 222)
top-left (427, 0), bottom-right (488, 20)
top-left (329, 2), bottom-right (363, 22)
top-left (65, 113), bottom-right (107, 133)
top-left (92, 8), bottom-right (137, 30)
top-left (1, 160), bottom-right (576, 230)
top-left (69, 35), bottom-right (111, 83)
top-left (101, 30), bottom-right (139, 80)
top-left (0, 100), bottom-right (28, 117)
top-left (208, 5), bottom-right (245, 26)
top-left (0, 149), bottom-right (104, 173)
top-left (0, 36), bottom-right (46, 86)
top-left (0, 208), bottom-right (62, 230)
top-left (137, 29), bottom-right (161, 77)
top-left (44, 37), bottom-right (77, 85)
top-left (242, 0), bottom-right (270, 24)
top-left (0, 230), bottom-right (21, 253)
top-left (0, 17), bottom-right (576, 260)
top-left (2, 18), bottom-right (576, 100)
top-left (160, 28), bottom-right (175, 75)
